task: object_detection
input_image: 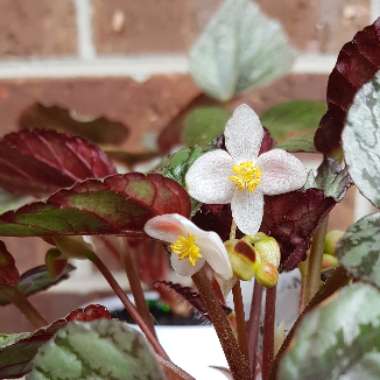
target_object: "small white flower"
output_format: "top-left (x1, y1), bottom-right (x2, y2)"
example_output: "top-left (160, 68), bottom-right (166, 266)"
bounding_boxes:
top-left (144, 213), bottom-right (233, 279)
top-left (185, 104), bottom-right (307, 235)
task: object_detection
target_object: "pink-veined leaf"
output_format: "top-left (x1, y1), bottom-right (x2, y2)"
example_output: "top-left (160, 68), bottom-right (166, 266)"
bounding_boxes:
top-left (0, 304), bottom-right (111, 379)
top-left (0, 129), bottom-right (116, 196)
top-left (0, 173), bottom-right (191, 237)
top-left (315, 18), bottom-right (380, 155)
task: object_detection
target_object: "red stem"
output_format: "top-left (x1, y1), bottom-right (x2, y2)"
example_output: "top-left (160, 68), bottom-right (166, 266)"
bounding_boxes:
top-left (262, 286), bottom-right (277, 380)
top-left (232, 281), bottom-right (249, 361)
top-left (122, 238), bottom-right (157, 337)
top-left (192, 269), bottom-right (251, 380)
top-left (247, 281), bottom-right (263, 377)
top-left (89, 252), bottom-right (169, 360)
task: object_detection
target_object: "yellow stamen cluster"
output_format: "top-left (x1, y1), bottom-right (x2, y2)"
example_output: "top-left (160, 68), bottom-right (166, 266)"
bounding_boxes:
top-left (229, 161), bottom-right (262, 192)
top-left (170, 234), bottom-right (202, 266)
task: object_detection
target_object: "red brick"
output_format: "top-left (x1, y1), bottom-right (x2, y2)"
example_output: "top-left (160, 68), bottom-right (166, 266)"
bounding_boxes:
top-left (93, 0), bottom-right (370, 54)
top-left (0, 0), bottom-right (77, 58)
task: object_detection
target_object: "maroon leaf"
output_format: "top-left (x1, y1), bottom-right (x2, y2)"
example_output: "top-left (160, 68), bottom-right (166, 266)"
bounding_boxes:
top-left (19, 102), bottom-right (130, 146)
top-left (0, 240), bottom-right (19, 287)
top-left (314, 18), bottom-right (380, 155)
top-left (0, 173), bottom-right (191, 237)
top-left (0, 304), bottom-right (111, 379)
top-left (0, 129), bottom-right (116, 196)
top-left (261, 189), bottom-right (336, 271)
top-left (154, 281), bottom-right (231, 320)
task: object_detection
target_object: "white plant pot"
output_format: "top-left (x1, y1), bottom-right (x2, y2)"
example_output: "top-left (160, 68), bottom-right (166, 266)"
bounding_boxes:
top-left (93, 270), bottom-right (301, 380)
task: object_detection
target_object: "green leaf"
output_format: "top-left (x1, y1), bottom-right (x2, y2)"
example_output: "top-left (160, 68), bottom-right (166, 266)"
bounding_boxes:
top-left (0, 173), bottom-right (191, 237)
top-left (337, 212), bottom-right (380, 288)
top-left (159, 146), bottom-right (205, 187)
top-left (0, 264), bottom-right (75, 306)
top-left (0, 305), bottom-right (111, 379)
top-left (28, 319), bottom-right (165, 380)
top-left (278, 283), bottom-right (380, 380)
top-left (277, 135), bottom-right (316, 153)
top-left (261, 100), bottom-right (326, 141)
top-left (342, 72), bottom-right (380, 207)
top-left (182, 107), bottom-right (230, 147)
top-left (189, 0), bottom-right (295, 101)
top-left (304, 158), bottom-right (352, 202)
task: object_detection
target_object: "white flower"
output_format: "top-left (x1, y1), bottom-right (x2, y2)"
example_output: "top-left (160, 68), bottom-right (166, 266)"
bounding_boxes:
top-left (185, 104), bottom-right (307, 235)
top-left (144, 213), bottom-right (233, 279)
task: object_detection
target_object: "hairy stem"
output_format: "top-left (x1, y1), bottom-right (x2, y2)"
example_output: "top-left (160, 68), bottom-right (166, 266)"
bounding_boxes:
top-left (192, 269), bottom-right (251, 380)
top-left (122, 238), bottom-right (157, 337)
top-left (304, 217), bottom-right (328, 305)
top-left (232, 281), bottom-right (249, 361)
top-left (88, 252), bottom-right (169, 359)
top-left (10, 288), bottom-right (47, 329)
top-left (247, 281), bottom-right (263, 377)
top-left (262, 286), bottom-right (277, 380)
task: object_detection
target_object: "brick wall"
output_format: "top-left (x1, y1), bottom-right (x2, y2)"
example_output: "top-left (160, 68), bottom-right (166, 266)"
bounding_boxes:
top-left (0, 0), bottom-right (377, 330)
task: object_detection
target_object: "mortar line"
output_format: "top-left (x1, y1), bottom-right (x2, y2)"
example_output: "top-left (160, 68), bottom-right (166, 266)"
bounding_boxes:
top-left (75, 0), bottom-right (96, 59)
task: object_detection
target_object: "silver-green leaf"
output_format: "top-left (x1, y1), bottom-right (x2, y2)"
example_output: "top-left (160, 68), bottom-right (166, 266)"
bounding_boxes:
top-left (278, 283), bottom-right (380, 380)
top-left (337, 212), bottom-right (380, 287)
top-left (27, 320), bottom-right (166, 380)
top-left (189, 0), bottom-right (296, 101)
top-left (342, 71), bottom-right (380, 207)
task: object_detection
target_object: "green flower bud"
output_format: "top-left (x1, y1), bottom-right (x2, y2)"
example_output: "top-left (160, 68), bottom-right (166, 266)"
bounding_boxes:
top-left (321, 253), bottom-right (339, 272)
top-left (324, 230), bottom-right (344, 256)
top-left (54, 237), bottom-right (94, 260)
top-left (255, 261), bottom-right (279, 288)
top-left (225, 239), bottom-right (260, 281)
top-left (225, 233), bottom-right (281, 286)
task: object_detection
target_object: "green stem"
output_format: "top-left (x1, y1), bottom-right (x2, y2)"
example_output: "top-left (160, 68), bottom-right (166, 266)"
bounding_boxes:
top-left (192, 269), bottom-right (251, 380)
top-left (122, 238), bottom-right (157, 337)
top-left (10, 288), bottom-right (47, 329)
top-left (304, 217), bottom-right (328, 305)
top-left (262, 286), bottom-right (277, 380)
top-left (88, 252), bottom-right (169, 360)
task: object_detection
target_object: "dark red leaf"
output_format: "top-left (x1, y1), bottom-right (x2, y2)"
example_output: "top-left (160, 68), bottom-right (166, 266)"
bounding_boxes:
top-left (261, 189), bottom-right (336, 271)
top-left (0, 240), bottom-right (19, 287)
top-left (315, 18), bottom-right (380, 155)
top-left (192, 204), bottom-right (233, 241)
top-left (0, 173), bottom-right (191, 236)
top-left (0, 304), bottom-right (111, 379)
top-left (154, 281), bottom-right (231, 320)
top-left (0, 129), bottom-right (116, 196)
top-left (19, 102), bottom-right (130, 146)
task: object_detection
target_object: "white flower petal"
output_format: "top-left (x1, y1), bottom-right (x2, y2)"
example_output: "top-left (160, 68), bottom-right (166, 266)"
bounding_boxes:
top-left (231, 190), bottom-right (264, 235)
top-left (198, 231), bottom-right (233, 280)
top-left (144, 213), bottom-right (198, 243)
top-left (257, 149), bottom-right (307, 195)
top-left (170, 254), bottom-right (206, 277)
top-left (185, 149), bottom-right (234, 204)
top-left (224, 104), bottom-right (264, 161)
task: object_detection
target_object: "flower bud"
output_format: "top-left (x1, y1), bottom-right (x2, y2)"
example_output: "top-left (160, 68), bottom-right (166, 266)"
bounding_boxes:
top-left (324, 230), bottom-right (344, 256)
top-left (54, 237), bottom-right (94, 260)
top-left (321, 253), bottom-right (339, 272)
top-left (225, 239), bottom-right (260, 281)
top-left (245, 233), bottom-right (281, 268)
top-left (225, 233), bottom-right (281, 286)
top-left (45, 248), bottom-right (68, 279)
top-left (255, 261), bottom-right (279, 288)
